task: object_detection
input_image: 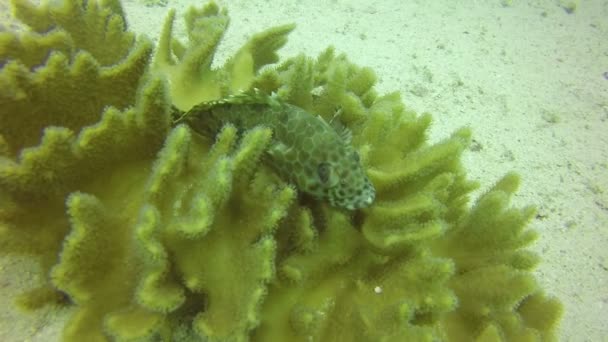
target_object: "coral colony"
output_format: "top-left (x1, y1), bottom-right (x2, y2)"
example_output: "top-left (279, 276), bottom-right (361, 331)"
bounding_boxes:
top-left (0, 1), bottom-right (562, 341)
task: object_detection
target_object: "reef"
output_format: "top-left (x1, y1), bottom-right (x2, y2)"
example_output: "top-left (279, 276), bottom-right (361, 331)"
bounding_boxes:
top-left (0, 1), bottom-right (562, 341)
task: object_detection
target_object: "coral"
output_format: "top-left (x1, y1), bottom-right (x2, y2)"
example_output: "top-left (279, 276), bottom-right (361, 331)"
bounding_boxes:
top-left (152, 2), bottom-right (294, 110)
top-left (0, 0), bottom-right (168, 308)
top-left (0, 1), bottom-right (562, 342)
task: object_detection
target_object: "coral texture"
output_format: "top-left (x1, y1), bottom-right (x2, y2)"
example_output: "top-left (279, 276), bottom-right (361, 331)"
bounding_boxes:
top-left (0, 1), bottom-right (562, 341)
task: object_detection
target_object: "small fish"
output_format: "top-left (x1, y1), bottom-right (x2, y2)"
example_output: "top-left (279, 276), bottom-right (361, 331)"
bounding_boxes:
top-left (173, 89), bottom-right (375, 210)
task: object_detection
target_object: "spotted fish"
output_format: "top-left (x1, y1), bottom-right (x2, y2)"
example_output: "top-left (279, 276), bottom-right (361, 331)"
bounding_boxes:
top-left (173, 89), bottom-right (375, 210)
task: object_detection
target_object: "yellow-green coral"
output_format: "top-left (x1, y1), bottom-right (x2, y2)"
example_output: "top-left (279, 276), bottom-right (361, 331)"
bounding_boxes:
top-left (0, 1), bottom-right (562, 341)
top-left (152, 2), bottom-right (294, 110)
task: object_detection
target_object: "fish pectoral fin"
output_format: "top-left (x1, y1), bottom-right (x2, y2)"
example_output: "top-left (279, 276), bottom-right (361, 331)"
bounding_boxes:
top-left (267, 141), bottom-right (294, 164)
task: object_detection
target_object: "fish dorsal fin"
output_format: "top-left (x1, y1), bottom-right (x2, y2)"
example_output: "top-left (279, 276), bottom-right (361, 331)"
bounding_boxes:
top-left (329, 108), bottom-right (352, 144)
top-left (174, 88), bottom-right (283, 126)
top-left (215, 88), bottom-right (280, 107)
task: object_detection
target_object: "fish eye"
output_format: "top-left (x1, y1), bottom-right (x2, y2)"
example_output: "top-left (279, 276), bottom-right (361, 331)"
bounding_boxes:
top-left (317, 162), bottom-right (331, 183)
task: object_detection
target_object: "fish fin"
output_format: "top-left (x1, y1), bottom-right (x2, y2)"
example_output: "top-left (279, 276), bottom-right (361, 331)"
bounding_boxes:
top-left (329, 108), bottom-right (352, 144)
top-left (219, 88), bottom-right (280, 107)
top-left (267, 141), bottom-right (294, 162)
top-left (266, 141), bottom-right (297, 179)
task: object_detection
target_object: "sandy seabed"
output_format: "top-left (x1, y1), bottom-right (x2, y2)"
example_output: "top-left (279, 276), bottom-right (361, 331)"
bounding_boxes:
top-left (1, 0), bottom-right (607, 341)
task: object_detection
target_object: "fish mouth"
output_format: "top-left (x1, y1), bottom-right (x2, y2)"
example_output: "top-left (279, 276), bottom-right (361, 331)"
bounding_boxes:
top-left (344, 191), bottom-right (375, 210)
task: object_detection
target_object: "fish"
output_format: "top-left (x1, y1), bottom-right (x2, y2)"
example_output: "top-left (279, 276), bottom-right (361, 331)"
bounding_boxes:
top-left (173, 89), bottom-right (375, 210)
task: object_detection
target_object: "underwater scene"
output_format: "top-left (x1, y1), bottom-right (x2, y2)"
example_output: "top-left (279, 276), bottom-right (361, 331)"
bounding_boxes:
top-left (0, 0), bottom-right (606, 341)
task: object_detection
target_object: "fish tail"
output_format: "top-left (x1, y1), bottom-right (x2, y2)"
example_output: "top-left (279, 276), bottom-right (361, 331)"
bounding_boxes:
top-left (171, 105), bottom-right (187, 125)
top-left (176, 101), bottom-right (227, 137)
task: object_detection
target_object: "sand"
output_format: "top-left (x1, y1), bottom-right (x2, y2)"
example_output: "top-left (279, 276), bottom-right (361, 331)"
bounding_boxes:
top-left (1, 0), bottom-right (606, 341)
